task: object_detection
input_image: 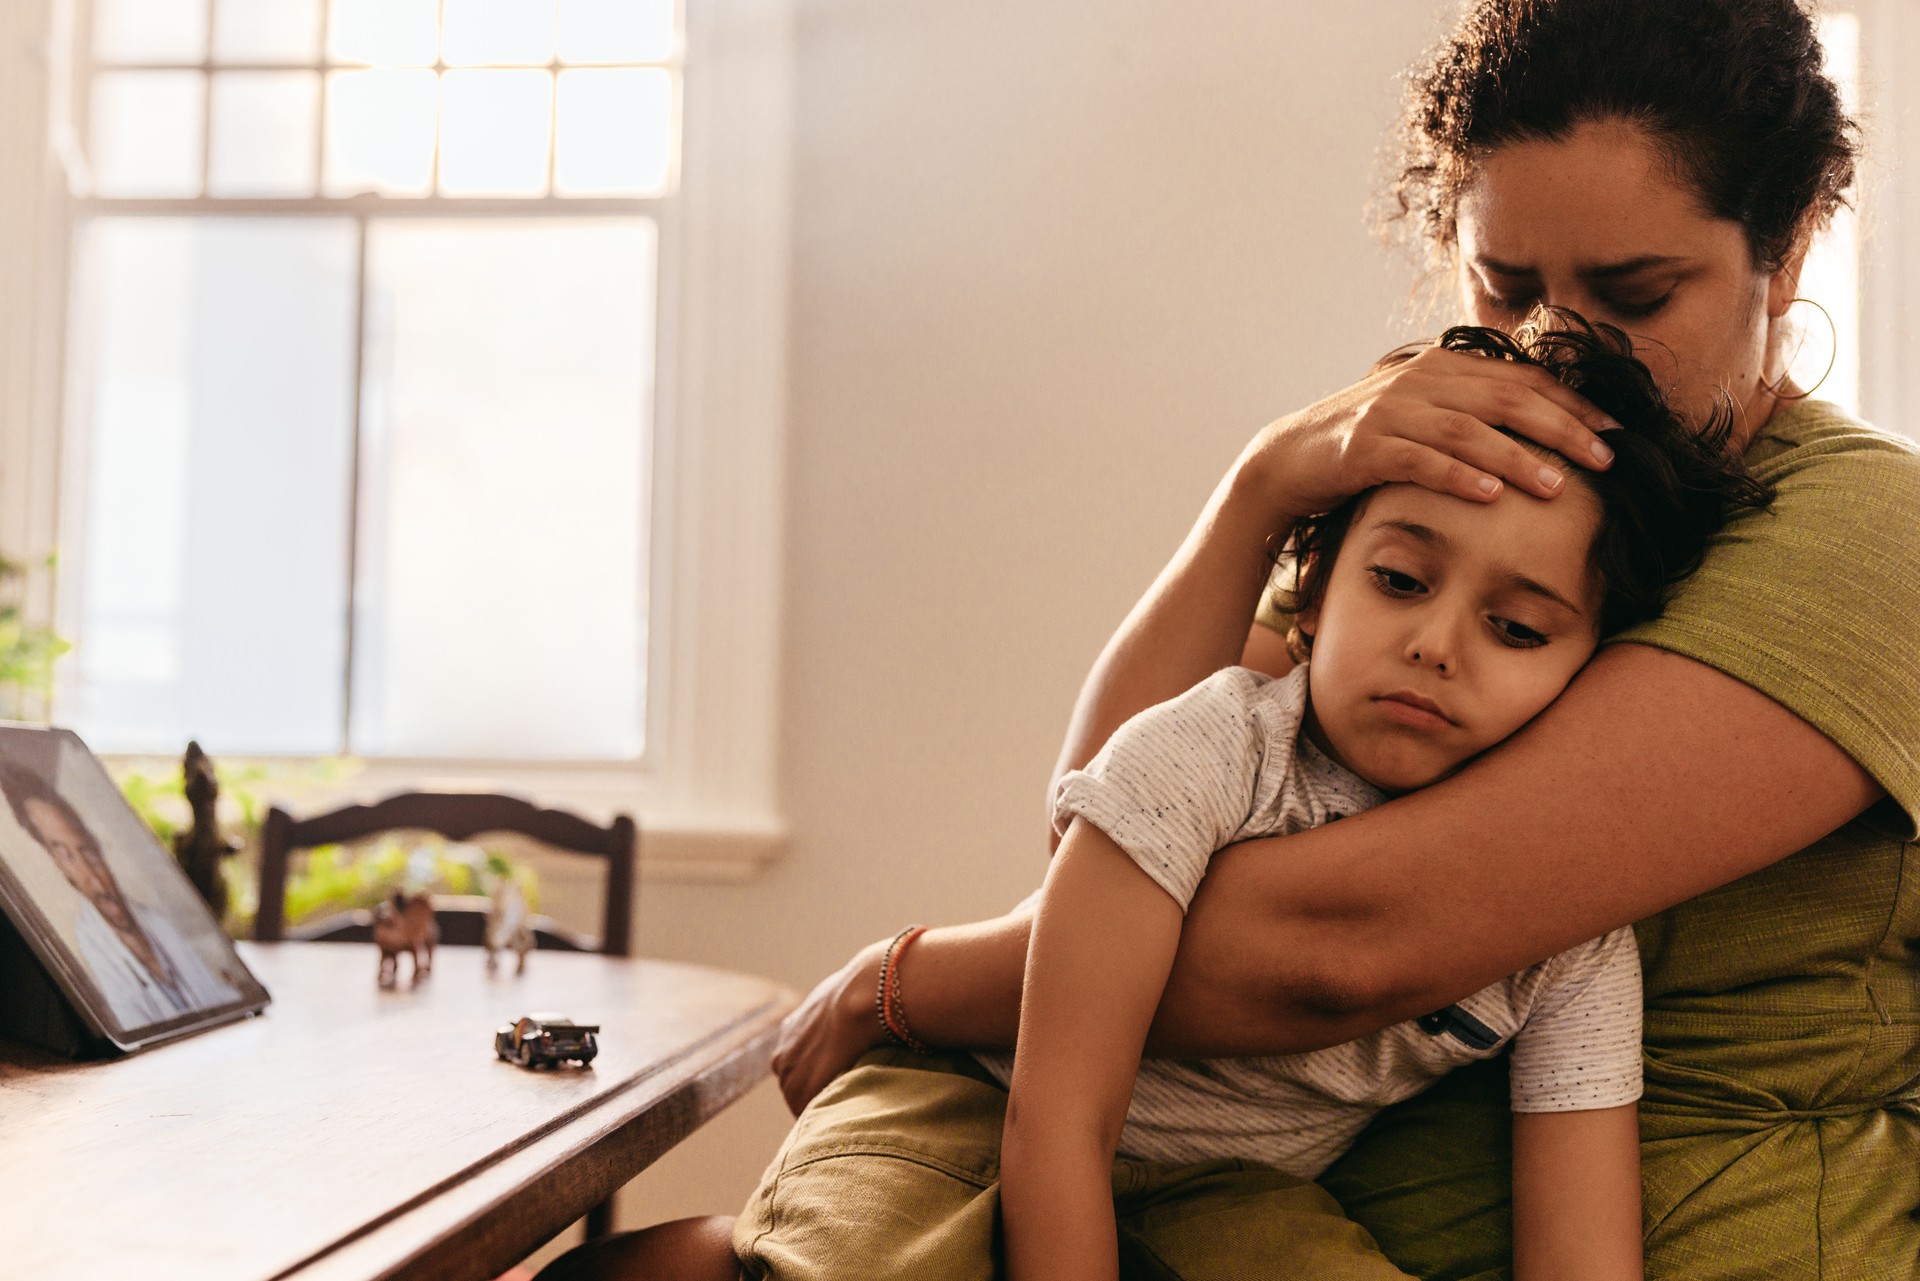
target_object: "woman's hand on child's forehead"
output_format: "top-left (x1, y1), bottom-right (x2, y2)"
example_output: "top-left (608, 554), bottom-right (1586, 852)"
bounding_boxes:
top-left (1399, 346), bottom-right (1619, 471)
top-left (1246, 344), bottom-right (1616, 526)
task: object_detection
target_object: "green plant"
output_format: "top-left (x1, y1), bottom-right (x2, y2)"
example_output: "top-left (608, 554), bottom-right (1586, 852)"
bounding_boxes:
top-left (0, 554), bottom-right (70, 720)
top-left (281, 837), bottom-right (540, 928)
top-left (119, 756), bottom-right (273, 847)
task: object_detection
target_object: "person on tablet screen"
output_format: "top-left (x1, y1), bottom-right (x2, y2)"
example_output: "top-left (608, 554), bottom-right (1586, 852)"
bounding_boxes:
top-left (0, 765), bottom-right (240, 1027)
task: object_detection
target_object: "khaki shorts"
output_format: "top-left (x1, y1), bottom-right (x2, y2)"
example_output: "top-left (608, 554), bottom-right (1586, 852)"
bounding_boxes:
top-left (735, 1048), bottom-right (1414, 1281)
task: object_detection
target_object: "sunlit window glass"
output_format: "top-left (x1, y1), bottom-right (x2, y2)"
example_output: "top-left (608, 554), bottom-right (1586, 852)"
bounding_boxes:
top-left (327, 0), bottom-right (440, 67)
top-left (210, 72), bottom-right (321, 198)
top-left (556, 68), bottom-right (673, 197)
top-left (352, 220), bottom-right (654, 759)
top-left (557, 0), bottom-right (676, 64)
top-left (90, 72), bottom-right (205, 198)
top-left (323, 69), bottom-right (439, 197)
top-left (93, 0), bottom-right (208, 63)
top-left (212, 0), bottom-right (323, 65)
top-left (64, 219), bottom-right (359, 756)
top-left (67, 0), bottom-right (683, 760)
top-left (443, 0), bottom-right (558, 67)
top-left (439, 70), bottom-right (554, 196)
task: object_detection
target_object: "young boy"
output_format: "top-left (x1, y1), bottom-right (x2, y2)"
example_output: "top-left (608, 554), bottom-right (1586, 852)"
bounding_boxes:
top-left (997, 316), bottom-right (1769, 1281)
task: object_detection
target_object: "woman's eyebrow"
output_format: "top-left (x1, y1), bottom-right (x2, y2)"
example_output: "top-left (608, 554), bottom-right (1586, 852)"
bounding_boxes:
top-left (1579, 254), bottom-right (1687, 281)
top-left (1472, 256), bottom-right (1538, 278)
top-left (1473, 253), bottom-right (1685, 281)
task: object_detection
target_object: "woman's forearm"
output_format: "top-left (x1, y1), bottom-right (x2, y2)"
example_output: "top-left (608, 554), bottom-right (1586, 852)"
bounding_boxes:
top-left (897, 910), bottom-right (1031, 1048)
top-left (1149, 642), bottom-right (1883, 1055)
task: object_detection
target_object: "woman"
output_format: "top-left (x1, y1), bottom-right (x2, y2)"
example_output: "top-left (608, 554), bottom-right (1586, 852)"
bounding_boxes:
top-left (557, 2), bottom-right (1918, 1277)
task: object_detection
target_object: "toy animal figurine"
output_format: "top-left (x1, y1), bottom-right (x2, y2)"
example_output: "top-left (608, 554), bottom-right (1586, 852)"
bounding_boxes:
top-left (173, 741), bottom-right (241, 922)
top-left (372, 891), bottom-right (438, 988)
top-left (486, 876), bottom-right (534, 976)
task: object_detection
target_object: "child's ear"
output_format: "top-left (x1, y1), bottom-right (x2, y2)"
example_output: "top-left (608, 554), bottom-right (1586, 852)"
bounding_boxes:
top-left (1284, 602), bottom-right (1319, 665)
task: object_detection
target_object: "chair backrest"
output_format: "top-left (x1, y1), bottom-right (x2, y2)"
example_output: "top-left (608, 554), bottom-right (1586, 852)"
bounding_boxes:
top-left (254, 792), bottom-right (636, 956)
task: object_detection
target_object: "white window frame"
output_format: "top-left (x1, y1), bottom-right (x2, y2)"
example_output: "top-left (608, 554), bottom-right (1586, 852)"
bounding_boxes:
top-left (2, 0), bottom-right (793, 881)
top-left (1855, 0), bottom-right (1920, 437)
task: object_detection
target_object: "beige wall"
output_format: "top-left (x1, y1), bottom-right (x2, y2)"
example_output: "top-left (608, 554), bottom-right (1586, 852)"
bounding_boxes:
top-left (585, 0), bottom-right (1457, 1238)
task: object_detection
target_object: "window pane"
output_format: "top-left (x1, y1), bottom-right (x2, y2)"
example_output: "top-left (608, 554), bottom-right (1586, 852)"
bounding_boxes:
top-left (439, 70), bottom-right (552, 197)
top-left (213, 0), bottom-right (323, 65)
top-left (443, 0), bottom-right (557, 67)
top-left (63, 218), bottom-right (358, 756)
top-left (555, 68), bottom-right (672, 196)
top-left (327, 0), bottom-right (439, 66)
top-left (556, 0), bottom-right (675, 64)
top-left (324, 69), bottom-right (438, 197)
top-left (353, 219), bottom-right (654, 759)
top-left (94, 0), bottom-right (208, 64)
top-left (90, 72), bottom-right (205, 198)
top-left (210, 72), bottom-right (320, 197)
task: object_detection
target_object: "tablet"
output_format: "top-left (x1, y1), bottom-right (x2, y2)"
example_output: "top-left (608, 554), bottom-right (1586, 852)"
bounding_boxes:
top-left (0, 724), bottom-right (269, 1053)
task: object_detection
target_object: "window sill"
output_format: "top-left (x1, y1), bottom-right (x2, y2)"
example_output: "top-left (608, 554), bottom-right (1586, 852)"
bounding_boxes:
top-left (630, 815), bottom-right (786, 883)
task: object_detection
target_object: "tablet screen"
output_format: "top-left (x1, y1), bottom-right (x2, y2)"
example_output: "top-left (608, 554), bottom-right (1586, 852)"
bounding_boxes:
top-left (0, 725), bottom-right (269, 1052)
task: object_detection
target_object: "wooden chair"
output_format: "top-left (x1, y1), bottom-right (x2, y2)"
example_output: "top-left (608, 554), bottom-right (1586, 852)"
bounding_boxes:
top-left (253, 791), bottom-right (638, 1240)
top-left (254, 791), bottom-right (635, 955)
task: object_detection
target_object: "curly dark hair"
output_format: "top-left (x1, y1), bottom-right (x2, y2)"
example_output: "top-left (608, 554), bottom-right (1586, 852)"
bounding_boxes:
top-left (1390, 0), bottom-right (1858, 271)
top-left (1278, 308), bottom-right (1774, 651)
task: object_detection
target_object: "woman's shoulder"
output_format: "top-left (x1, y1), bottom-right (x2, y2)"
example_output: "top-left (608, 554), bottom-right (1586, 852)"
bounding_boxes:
top-left (1720, 398), bottom-right (1920, 556)
top-left (1621, 397), bottom-right (1920, 832)
top-left (1747, 398), bottom-right (1920, 484)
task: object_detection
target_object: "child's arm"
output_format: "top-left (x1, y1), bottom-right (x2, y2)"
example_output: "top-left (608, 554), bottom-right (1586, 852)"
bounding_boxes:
top-left (1001, 816), bottom-right (1184, 1281)
top-left (1512, 1104), bottom-right (1644, 1281)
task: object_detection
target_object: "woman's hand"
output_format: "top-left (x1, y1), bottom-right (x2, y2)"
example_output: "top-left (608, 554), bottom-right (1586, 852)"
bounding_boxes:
top-left (770, 938), bottom-right (889, 1114)
top-left (1242, 344), bottom-right (1621, 522)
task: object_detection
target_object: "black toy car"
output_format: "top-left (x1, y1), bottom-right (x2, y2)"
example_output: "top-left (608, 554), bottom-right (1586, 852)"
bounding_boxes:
top-left (495, 1013), bottom-right (600, 1068)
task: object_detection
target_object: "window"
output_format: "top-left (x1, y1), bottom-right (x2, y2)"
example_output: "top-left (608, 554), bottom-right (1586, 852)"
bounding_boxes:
top-left (63, 0), bottom-right (677, 760)
top-left (8, 0), bottom-right (791, 874)
top-left (1852, 0), bottom-right (1920, 439)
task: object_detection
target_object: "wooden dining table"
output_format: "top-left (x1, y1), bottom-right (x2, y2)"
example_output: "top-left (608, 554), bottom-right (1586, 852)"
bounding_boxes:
top-left (1, 941), bottom-right (796, 1281)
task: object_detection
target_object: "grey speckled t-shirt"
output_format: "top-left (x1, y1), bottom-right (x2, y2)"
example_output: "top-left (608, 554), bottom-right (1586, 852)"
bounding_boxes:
top-left (976, 665), bottom-right (1643, 1175)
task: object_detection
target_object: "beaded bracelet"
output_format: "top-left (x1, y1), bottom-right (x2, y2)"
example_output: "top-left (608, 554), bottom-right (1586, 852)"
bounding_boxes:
top-left (875, 925), bottom-right (931, 1052)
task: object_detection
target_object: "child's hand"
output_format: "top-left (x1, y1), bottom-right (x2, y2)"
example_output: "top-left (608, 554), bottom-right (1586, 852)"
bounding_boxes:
top-left (771, 937), bottom-right (890, 1113)
top-left (1240, 344), bottom-right (1618, 521)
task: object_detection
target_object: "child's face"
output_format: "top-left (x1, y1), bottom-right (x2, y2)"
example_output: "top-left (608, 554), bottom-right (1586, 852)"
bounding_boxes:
top-left (1297, 481), bottom-right (1604, 794)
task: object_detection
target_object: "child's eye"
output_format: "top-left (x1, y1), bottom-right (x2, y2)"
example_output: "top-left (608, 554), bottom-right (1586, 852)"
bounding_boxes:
top-left (1368, 567), bottom-right (1425, 597)
top-left (1491, 617), bottom-right (1547, 648)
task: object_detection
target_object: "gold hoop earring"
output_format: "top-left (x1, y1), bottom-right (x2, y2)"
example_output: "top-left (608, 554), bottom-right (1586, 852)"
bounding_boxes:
top-left (1763, 296), bottom-right (1838, 401)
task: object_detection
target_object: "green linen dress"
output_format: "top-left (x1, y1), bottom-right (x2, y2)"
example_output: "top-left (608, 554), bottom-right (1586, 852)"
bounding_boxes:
top-left (1306, 400), bottom-right (1920, 1279)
